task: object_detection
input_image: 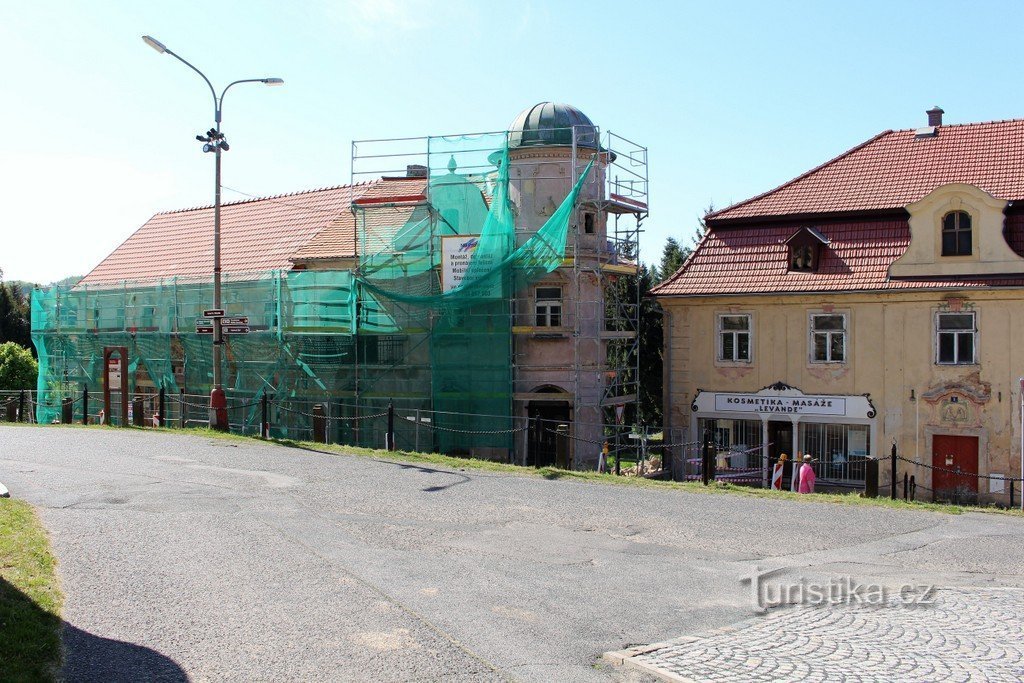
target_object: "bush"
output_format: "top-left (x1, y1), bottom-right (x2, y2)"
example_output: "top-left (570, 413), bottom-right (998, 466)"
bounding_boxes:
top-left (0, 343), bottom-right (37, 391)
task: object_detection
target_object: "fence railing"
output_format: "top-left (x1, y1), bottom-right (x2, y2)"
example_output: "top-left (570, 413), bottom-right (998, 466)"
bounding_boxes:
top-left (0, 389), bottom-right (671, 471)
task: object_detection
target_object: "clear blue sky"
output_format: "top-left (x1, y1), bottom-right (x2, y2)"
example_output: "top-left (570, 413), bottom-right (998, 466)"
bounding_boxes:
top-left (3, 0), bottom-right (1023, 283)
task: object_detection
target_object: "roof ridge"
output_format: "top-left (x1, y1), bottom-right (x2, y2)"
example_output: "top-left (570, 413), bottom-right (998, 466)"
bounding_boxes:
top-left (889, 116), bottom-right (1024, 133)
top-left (154, 179), bottom-right (380, 215)
top-left (709, 129), bottom-right (895, 221)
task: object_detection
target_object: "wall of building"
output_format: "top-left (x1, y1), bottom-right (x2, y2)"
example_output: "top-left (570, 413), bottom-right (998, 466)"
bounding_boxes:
top-left (509, 146), bottom-right (612, 468)
top-left (662, 288), bottom-right (1024, 503)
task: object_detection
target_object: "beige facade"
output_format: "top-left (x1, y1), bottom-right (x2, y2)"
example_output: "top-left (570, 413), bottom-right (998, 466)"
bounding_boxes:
top-left (663, 286), bottom-right (1024, 504)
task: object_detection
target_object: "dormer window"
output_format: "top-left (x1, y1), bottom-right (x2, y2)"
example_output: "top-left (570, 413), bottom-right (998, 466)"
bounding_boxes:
top-left (941, 210), bottom-right (972, 256)
top-left (785, 226), bottom-right (829, 273)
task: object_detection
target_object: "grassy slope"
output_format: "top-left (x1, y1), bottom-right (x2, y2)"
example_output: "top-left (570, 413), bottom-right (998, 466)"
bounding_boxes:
top-left (7, 422), bottom-right (1024, 516)
top-left (0, 498), bottom-right (63, 681)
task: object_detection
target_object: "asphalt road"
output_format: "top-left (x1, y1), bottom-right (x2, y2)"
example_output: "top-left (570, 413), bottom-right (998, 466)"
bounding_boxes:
top-left (2, 426), bottom-right (1023, 682)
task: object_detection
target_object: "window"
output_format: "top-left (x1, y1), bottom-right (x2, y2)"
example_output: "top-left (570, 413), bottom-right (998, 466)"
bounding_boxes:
top-left (941, 211), bottom-right (972, 256)
top-left (790, 245), bottom-right (816, 271)
top-left (810, 314), bottom-right (846, 363)
top-left (535, 287), bottom-right (562, 327)
top-left (785, 226), bottom-right (828, 273)
top-left (583, 212), bottom-right (595, 234)
top-left (937, 312), bottom-right (976, 364)
top-left (718, 314), bottom-right (751, 362)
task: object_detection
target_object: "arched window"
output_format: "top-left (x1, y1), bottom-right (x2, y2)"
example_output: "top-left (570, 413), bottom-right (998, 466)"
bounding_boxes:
top-left (941, 211), bottom-right (972, 256)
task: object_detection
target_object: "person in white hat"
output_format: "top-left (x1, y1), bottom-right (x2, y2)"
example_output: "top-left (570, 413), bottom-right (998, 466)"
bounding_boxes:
top-left (798, 453), bottom-right (816, 494)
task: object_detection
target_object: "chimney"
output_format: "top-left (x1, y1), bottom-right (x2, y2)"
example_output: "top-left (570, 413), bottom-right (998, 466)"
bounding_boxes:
top-left (406, 164), bottom-right (428, 178)
top-left (927, 106), bottom-right (944, 127)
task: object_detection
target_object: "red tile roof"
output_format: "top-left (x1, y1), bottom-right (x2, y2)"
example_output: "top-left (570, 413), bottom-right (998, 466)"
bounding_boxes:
top-left (290, 178), bottom-right (427, 263)
top-left (652, 216), bottom-right (1024, 297)
top-left (78, 179), bottom-right (428, 286)
top-left (709, 118), bottom-right (1024, 222)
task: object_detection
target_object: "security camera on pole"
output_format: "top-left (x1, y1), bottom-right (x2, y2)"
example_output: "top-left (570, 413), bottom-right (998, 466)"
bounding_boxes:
top-left (142, 35), bottom-right (283, 430)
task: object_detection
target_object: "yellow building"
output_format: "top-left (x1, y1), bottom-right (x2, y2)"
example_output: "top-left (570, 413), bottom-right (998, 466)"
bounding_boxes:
top-left (654, 108), bottom-right (1024, 505)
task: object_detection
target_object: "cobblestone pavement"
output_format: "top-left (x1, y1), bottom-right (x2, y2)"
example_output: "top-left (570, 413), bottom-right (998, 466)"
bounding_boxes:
top-left (608, 588), bottom-right (1024, 682)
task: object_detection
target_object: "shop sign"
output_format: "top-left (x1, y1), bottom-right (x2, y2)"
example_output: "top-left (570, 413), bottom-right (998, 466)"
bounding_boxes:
top-left (713, 394), bottom-right (846, 416)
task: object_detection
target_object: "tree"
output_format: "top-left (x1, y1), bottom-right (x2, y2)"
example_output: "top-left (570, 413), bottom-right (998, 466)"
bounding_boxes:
top-left (0, 342), bottom-right (38, 391)
top-left (656, 237), bottom-right (687, 284)
top-left (0, 271), bottom-right (33, 351)
top-left (606, 262), bottom-right (663, 428)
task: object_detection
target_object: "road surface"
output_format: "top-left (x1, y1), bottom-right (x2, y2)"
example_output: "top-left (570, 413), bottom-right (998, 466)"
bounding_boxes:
top-left (1, 426), bottom-right (1022, 681)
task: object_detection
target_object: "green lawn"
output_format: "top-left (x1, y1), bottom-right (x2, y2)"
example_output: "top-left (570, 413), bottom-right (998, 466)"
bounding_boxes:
top-left (0, 498), bottom-right (63, 682)
top-left (6, 422), bottom-right (1023, 516)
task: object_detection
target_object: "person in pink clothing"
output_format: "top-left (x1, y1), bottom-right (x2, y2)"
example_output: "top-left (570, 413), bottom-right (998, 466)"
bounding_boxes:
top-left (798, 453), bottom-right (816, 494)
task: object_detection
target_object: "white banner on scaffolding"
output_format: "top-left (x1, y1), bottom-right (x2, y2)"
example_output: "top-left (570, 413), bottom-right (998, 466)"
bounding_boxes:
top-left (441, 234), bottom-right (480, 292)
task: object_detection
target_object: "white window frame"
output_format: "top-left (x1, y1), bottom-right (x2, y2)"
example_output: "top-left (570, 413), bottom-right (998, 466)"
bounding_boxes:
top-left (535, 286), bottom-right (562, 327)
top-left (809, 312), bottom-right (847, 364)
top-left (717, 313), bottom-right (752, 363)
top-left (936, 311), bottom-right (977, 365)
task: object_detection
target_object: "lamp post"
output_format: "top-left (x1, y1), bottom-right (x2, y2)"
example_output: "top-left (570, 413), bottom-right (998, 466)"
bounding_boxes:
top-left (142, 35), bottom-right (282, 431)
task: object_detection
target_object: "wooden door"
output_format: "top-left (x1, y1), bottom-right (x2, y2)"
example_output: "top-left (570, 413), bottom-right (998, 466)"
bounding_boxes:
top-left (931, 435), bottom-right (979, 503)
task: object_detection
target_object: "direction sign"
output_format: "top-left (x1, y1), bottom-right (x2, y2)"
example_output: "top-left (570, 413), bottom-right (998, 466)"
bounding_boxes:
top-left (195, 327), bottom-right (214, 335)
top-left (221, 317), bottom-right (249, 326)
top-left (223, 326), bottom-right (250, 335)
top-left (195, 318), bottom-right (213, 326)
top-left (203, 309), bottom-right (226, 318)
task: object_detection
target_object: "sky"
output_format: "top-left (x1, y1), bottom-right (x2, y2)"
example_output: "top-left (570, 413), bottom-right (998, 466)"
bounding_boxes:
top-left (3, 0), bottom-right (1024, 284)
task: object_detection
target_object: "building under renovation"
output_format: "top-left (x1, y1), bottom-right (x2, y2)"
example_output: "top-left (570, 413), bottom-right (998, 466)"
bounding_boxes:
top-left (31, 103), bottom-right (648, 468)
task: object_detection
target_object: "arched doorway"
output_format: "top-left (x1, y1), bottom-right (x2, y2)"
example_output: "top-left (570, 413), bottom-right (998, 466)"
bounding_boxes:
top-left (527, 385), bottom-right (571, 467)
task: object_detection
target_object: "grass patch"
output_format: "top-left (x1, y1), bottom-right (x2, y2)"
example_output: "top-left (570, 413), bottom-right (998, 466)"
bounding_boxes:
top-left (173, 428), bottom-right (981, 514)
top-left (7, 422), bottom-right (1023, 516)
top-left (0, 498), bottom-right (63, 681)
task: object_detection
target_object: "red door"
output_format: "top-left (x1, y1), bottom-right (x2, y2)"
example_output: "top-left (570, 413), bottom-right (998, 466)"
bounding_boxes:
top-left (931, 435), bottom-right (979, 503)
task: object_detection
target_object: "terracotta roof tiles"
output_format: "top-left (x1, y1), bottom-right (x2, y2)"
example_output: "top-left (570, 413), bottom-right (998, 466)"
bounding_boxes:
top-left (710, 118), bottom-right (1024, 222)
top-left (78, 178), bottom-right (431, 286)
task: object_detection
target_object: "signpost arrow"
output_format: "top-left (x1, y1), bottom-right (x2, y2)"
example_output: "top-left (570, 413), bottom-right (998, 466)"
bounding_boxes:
top-left (223, 326), bottom-right (250, 335)
top-left (221, 317), bottom-right (249, 326)
top-left (203, 309), bottom-right (226, 318)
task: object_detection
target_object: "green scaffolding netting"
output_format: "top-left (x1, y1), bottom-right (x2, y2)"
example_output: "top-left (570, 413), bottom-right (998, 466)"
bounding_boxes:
top-left (32, 135), bottom-right (593, 454)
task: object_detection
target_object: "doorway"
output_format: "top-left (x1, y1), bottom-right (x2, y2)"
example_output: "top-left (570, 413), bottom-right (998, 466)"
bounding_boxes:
top-left (768, 421), bottom-right (794, 484)
top-left (931, 434), bottom-right (979, 504)
top-left (527, 400), bottom-right (570, 468)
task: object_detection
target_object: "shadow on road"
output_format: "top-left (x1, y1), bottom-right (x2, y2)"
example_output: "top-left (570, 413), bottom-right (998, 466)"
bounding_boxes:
top-left (276, 439), bottom-right (474, 492)
top-left (61, 621), bottom-right (189, 683)
top-left (0, 576), bottom-right (187, 682)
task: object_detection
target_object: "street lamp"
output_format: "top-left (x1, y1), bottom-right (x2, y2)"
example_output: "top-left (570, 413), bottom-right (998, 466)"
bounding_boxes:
top-left (142, 35), bottom-right (283, 431)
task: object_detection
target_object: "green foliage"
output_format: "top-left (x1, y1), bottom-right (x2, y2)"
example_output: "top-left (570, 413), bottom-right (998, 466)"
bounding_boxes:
top-left (0, 498), bottom-right (64, 681)
top-left (0, 281), bottom-right (32, 350)
top-left (656, 237), bottom-right (687, 284)
top-left (0, 342), bottom-right (38, 391)
top-left (606, 261), bottom-right (663, 427)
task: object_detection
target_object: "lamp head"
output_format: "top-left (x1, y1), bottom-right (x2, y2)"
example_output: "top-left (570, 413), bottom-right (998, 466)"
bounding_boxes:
top-left (142, 35), bottom-right (168, 54)
top-left (261, 78), bottom-right (284, 86)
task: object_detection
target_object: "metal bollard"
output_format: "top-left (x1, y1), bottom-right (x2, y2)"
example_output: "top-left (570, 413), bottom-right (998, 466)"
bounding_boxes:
top-left (701, 428), bottom-right (713, 485)
top-left (555, 424), bottom-right (570, 469)
top-left (312, 403), bottom-right (327, 443)
top-left (864, 458), bottom-right (879, 498)
top-left (61, 397), bottom-right (73, 425)
top-left (132, 396), bottom-right (145, 427)
top-left (890, 441), bottom-right (897, 501)
top-left (157, 387), bottom-right (165, 428)
top-left (387, 401), bottom-right (395, 451)
top-left (82, 387), bottom-right (89, 425)
top-left (5, 398), bottom-right (17, 422)
top-left (18, 390), bottom-right (25, 423)
top-left (261, 393), bottom-right (269, 439)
